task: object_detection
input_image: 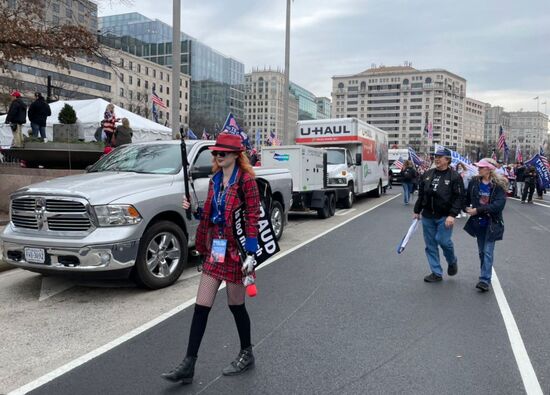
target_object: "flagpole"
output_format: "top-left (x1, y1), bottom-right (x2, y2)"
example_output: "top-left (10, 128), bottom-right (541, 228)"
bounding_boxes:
top-left (282, 0), bottom-right (291, 145)
top-left (171, 0), bottom-right (181, 139)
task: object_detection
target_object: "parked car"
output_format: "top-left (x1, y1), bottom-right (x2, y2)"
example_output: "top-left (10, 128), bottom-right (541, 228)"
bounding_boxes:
top-left (0, 140), bottom-right (292, 289)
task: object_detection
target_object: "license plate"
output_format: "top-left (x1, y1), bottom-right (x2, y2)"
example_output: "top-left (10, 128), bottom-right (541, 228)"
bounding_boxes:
top-left (24, 248), bottom-right (46, 264)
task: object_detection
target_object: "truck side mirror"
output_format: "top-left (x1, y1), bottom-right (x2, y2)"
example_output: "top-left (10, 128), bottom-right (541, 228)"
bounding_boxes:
top-left (355, 153), bottom-right (362, 166)
top-left (190, 166), bottom-right (211, 179)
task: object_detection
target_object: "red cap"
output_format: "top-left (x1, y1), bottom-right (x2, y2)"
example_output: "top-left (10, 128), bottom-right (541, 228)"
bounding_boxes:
top-left (208, 133), bottom-right (245, 152)
top-left (103, 146), bottom-right (113, 155)
top-left (10, 90), bottom-right (21, 98)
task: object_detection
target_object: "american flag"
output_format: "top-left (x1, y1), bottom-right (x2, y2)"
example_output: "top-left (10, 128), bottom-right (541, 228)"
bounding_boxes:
top-left (497, 126), bottom-right (506, 151)
top-left (221, 113), bottom-right (252, 150)
top-left (151, 86), bottom-right (166, 108)
top-left (268, 130), bottom-right (281, 146)
top-left (393, 156), bottom-right (404, 170)
top-left (516, 144), bottom-right (523, 163)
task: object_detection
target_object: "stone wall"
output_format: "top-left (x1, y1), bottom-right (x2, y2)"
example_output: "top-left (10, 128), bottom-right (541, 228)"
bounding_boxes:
top-left (0, 167), bottom-right (85, 213)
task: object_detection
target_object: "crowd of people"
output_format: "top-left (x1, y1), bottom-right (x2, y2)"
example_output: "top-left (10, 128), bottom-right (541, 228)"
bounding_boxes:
top-left (4, 90), bottom-right (52, 147)
top-left (95, 103), bottom-right (133, 150)
top-left (403, 146), bottom-right (548, 294)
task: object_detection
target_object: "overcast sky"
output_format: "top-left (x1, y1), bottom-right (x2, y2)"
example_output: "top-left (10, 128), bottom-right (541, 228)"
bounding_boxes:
top-left (99, 0), bottom-right (550, 113)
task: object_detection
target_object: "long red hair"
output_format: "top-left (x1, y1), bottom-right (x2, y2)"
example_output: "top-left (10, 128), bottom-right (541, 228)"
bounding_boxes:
top-left (212, 152), bottom-right (255, 178)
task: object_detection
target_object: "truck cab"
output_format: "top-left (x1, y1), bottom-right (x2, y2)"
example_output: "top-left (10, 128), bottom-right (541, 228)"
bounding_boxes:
top-left (325, 147), bottom-right (356, 188)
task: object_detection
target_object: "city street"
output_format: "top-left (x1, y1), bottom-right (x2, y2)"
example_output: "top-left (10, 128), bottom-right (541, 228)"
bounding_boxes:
top-left (3, 191), bottom-right (550, 394)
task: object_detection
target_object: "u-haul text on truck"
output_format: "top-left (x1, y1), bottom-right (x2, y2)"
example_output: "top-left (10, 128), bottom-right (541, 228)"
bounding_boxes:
top-left (296, 118), bottom-right (389, 206)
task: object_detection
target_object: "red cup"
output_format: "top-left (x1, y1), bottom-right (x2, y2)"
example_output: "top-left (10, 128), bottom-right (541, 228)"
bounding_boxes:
top-left (246, 284), bottom-right (257, 297)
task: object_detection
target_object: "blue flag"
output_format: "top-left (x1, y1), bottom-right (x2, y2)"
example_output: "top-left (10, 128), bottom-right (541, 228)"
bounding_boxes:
top-left (187, 128), bottom-right (198, 140)
top-left (407, 147), bottom-right (424, 167)
top-left (221, 113), bottom-right (252, 150)
top-left (525, 154), bottom-right (550, 188)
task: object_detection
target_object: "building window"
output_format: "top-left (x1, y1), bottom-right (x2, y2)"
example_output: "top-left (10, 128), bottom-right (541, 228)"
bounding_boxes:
top-left (145, 66), bottom-right (149, 76)
top-left (120, 73), bottom-right (124, 82)
top-left (137, 64), bottom-right (141, 73)
top-left (160, 71), bottom-right (164, 80)
top-left (129, 76), bottom-right (133, 85)
top-left (137, 78), bottom-right (141, 87)
top-left (160, 85), bottom-right (163, 93)
top-left (120, 88), bottom-right (124, 97)
top-left (52, 3), bottom-right (60, 13)
top-left (129, 61), bottom-right (133, 71)
top-left (120, 58), bottom-right (124, 68)
top-left (166, 87), bottom-right (170, 94)
top-left (145, 80), bottom-right (149, 89)
top-left (66, 8), bottom-right (72, 18)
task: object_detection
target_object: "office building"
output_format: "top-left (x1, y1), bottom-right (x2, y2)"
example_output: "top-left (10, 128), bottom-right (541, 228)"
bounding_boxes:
top-left (463, 97), bottom-right (486, 158)
top-left (243, 68), bottom-right (298, 146)
top-left (509, 111), bottom-right (549, 157)
top-left (289, 82), bottom-right (318, 120)
top-left (332, 65), bottom-right (467, 152)
top-left (45, 0), bottom-right (98, 32)
top-left (315, 97), bottom-right (332, 119)
top-left (99, 13), bottom-right (245, 130)
top-left (484, 105), bottom-right (510, 148)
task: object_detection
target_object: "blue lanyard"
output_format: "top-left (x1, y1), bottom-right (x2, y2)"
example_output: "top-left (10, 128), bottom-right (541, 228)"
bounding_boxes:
top-left (211, 167), bottom-right (239, 225)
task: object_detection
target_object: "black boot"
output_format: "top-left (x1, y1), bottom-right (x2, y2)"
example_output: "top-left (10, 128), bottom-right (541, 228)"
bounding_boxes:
top-left (161, 356), bottom-right (197, 384)
top-left (222, 346), bottom-right (255, 376)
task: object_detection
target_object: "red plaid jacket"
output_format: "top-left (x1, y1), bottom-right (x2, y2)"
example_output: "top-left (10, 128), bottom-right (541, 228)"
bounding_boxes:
top-left (195, 170), bottom-right (260, 283)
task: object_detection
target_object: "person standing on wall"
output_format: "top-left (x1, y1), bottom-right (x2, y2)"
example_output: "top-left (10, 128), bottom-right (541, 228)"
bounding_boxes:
top-left (28, 92), bottom-right (51, 141)
top-left (4, 91), bottom-right (27, 148)
top-left (162, 133), bottom-right (260, 384)
top-left (413, 147), bottom-right (464, 282)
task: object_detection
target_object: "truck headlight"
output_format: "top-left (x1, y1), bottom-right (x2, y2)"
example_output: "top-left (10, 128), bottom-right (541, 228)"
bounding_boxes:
top-left (94, 205), bottom-right (142, 226)
top-left (328, 178), bottom-right (347, 185)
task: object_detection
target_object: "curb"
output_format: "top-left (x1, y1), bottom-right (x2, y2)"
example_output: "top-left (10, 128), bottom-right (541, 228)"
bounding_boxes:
top-left (0, 261), bottom-right (12, 272)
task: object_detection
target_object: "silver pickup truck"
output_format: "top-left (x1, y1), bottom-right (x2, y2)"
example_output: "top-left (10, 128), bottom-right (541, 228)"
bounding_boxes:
top-left (0, 140), bottom-right (292, 289)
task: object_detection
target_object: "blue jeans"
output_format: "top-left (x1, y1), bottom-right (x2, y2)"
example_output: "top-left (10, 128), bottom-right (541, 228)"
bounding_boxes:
top-left (402, 182), bottom-right (413, 204)
top-left (421, 216), bottom-right (457, 277)
top-left (475, 226), bottom-right (496, 284)
top-left (31, 123), bottom-right (46, 139)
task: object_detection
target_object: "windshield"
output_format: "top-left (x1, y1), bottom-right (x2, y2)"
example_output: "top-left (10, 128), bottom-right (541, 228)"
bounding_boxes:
top-left (326, 149), bottom-right (346, 165)
top-left (88, 144), bottom-right (182, 174)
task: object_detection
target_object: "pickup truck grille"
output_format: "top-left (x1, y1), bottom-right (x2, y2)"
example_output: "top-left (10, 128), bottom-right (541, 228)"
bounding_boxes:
top-left (11, 197), bottom-right (92, 233)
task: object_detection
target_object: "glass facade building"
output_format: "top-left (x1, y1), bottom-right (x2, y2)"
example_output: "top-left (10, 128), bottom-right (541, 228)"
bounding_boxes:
top-left (99, 13), bottom-right (245, 130)
top-left (289, 82), bottom-right (318, 120)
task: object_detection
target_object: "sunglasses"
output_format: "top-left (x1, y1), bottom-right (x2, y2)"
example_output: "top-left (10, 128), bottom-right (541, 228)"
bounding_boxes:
top-left (211, 151), bottom-right (227, 158)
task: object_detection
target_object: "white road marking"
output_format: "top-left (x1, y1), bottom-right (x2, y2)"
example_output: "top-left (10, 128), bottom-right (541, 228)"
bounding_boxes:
top-left (8, 194), bottom-right (400, 394)
top-left (335, 208), bottom-right (357, 216)
top-left (492, 270), bottom-right (543, 395)
top-left (39, 277), bottom-right (77, 302)
top-left (509, 197), bottom-right (550, 208)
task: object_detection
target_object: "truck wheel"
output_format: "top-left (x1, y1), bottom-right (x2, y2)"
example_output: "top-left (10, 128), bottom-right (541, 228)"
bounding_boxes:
top-left (328, 193), bottom-right (336, 217)
top-left (271, 201), bottom-right (284, 241)
top-left (317, 196), bottom-right (330, 219)
top-left (341, 186), bottom-right (354, 209)
top-left (374, 181), bottom-right (382, 197)
top-left (133, 221), bottom-right (188, 289)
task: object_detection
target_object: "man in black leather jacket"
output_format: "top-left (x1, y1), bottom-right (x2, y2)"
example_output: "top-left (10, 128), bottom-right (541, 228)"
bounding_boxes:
top-left (413, 147), bottom-right (464, 282)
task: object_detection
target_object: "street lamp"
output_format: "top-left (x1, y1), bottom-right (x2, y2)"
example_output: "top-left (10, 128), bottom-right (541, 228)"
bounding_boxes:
top-left (171, 0), bottom-right (181, 139)
top-left (282, 0), bottom-right (291, 145)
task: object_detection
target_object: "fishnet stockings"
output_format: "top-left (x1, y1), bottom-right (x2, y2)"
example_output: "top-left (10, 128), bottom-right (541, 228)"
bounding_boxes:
top-left (195, 273), bottom-right (246, 307)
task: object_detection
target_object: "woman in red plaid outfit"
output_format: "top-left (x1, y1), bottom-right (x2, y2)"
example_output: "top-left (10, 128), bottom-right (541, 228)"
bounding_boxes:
top-left (162, 133), bottom-right (260, 384)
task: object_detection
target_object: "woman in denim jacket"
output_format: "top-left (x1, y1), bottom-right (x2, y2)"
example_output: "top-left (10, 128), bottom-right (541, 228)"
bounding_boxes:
top-left (464, 158), bottom-right (507, 292)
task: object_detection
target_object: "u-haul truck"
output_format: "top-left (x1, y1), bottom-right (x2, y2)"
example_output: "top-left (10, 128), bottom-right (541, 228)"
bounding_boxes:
top-left (296, 118), bottom-right (389, 207)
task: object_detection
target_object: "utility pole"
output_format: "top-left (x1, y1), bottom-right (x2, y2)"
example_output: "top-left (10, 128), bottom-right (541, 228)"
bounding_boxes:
top-left (282, 0), bottom-right (291, 145)
top-left (171, 0), bottom-right (181, 139)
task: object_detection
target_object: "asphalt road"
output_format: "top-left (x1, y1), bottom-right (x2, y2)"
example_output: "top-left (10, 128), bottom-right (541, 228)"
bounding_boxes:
top-left (12, 193), bottom-right (550, 394)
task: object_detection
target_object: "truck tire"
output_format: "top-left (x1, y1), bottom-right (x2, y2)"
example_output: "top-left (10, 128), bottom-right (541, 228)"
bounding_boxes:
top-left (341, 185), bottom-right (354, 209)
top-left (317, 196), bottom-right (330, 219)
top-left (328, 193), bottom-right (336, 217)
top-left (133, 221), bottom-right (188, 290)
top-left (374, 181), bottom-right (382, 197)
top-left (271, 201), bottom-right (284, 241)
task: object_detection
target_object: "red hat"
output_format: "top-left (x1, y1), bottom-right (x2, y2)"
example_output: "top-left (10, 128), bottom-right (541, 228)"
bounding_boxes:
top-left (10, 90), bottom-right (21, 98)
top-left (208, 133), bottom-right (245, 152)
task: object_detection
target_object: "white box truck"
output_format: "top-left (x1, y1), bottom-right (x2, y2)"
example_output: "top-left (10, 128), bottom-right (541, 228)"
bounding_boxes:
top-left (296, 118), bottom-right (389, 208)
top-left (262, 145), bottom-right (338, 219)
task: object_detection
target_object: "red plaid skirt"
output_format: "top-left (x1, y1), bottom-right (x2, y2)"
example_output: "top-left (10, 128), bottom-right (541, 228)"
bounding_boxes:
top-left (201, 226), bottom-right (245, 284)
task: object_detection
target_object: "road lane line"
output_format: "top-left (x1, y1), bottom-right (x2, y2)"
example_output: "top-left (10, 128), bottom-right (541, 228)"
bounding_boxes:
top-left (8, 194), bottom-right (400, 395)
top-left (492, 270), bottom-right (543, 395)
top-left (335, 208), bottom-right (356, 216)
top-left (509, 197), bottom-right (550, 208)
